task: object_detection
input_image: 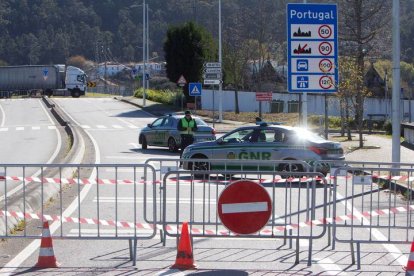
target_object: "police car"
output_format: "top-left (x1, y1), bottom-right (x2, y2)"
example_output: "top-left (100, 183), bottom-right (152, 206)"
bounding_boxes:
top-left (139, 114), bottom-right (216, 152)
top-left (181, 122), bottom-right (345, 175)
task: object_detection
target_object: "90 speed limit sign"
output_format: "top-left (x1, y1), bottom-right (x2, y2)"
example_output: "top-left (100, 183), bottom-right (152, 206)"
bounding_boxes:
top-left (319, 42), bottom-right (333, 56)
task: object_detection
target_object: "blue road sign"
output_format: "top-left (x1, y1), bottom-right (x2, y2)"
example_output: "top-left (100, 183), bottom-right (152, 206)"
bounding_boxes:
top-left (43, 68), bottom-right (49, 80)
top-left (287, 3), bottom-right (338, 93)
top-left (189, 82), bottom-right (202, 96)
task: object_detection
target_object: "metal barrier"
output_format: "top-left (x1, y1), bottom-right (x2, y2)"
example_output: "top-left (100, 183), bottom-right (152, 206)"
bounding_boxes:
top-left (0, 163), bottom-right (157, 265)
top-left (161, 169), bottom-right (328, 266)
top-left (312, 161), bottom-right (414, 268)
top-left (144, 158), bottom-right (311, 224)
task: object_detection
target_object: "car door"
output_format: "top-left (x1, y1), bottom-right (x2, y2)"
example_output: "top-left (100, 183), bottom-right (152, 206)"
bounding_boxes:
top-left (213, 128), bottom-right (256, 170)
top-left (156, 116), bottom-right (173, 146)
top-left (147, 117), bottom-right (165, 146)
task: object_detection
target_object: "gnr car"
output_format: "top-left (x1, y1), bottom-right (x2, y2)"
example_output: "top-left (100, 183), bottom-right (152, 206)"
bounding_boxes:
top-left (139, 114), bottom-right (216, 152)
top-left (181, 123), bottom-right (345, 175)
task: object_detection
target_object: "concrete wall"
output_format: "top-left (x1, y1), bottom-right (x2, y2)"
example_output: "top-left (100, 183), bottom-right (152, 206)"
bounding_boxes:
top-left (201, 89), bottom-right (414, 121)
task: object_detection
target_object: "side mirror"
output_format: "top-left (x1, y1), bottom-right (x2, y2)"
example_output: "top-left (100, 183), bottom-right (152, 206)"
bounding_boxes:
top-left (217, 138), bottom-right (224, 145)
top-left (147, 124), bottom-right (152, 128)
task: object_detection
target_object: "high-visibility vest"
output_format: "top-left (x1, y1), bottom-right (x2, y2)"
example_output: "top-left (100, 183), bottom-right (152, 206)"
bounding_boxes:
top-left (180, 118), bottom-right (195, 135)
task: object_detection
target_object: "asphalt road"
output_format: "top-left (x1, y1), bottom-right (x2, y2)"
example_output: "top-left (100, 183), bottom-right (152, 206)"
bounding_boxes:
top-left (0, 98), bottom-right (61, 198)
top-left (0, 97), bottom-right (412, 275)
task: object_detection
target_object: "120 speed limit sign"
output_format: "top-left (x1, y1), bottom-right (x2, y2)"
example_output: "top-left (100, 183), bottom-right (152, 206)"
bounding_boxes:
top-left (319, 76), bottom-right (334, 89)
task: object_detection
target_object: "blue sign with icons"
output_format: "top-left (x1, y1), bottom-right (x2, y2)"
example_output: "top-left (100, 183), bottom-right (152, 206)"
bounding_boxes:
top-left (287, 3), bottom-right (338, 93)
top-left (296, 59), bottom-right (308, 71)
top-left (297, 76), bottom-right (309, 88)
top-left (189, 82), bottom-right (202, 96)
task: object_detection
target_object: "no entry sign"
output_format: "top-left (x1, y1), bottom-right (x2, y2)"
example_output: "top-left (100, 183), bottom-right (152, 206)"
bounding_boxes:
top-left (218, 180), bottom-right (272, 235)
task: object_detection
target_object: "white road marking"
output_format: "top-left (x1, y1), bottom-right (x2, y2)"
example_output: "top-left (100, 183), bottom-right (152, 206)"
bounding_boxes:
top-left (16, 127), bottom-right (24, 131)
top-left (313, 257), bottom-right (346, 275)
top-left (47, 125), bottom-right (56, 130)
top-left (96, 125), bottom-right (106, 129)
top-left (0, 101), bottom-right (5, 127)
top-left (129, 143), bottom-right (139, 148)
top-left (0, 127), bottom-right (8, 131)
top-left (81, 125), bottom-right (90, 129)
top-left (31, 126), bottom-right (40, 130)
top-left (112, 125), bottom-right (123, 129)
top-left (93, 197), bottom-right (217, 204)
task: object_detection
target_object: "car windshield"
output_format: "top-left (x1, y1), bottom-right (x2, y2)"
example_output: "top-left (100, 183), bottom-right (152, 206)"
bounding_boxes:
top-left (194, 117), bottom-right (207, 126)
top-left (293, 128), bottom-right (326, 142)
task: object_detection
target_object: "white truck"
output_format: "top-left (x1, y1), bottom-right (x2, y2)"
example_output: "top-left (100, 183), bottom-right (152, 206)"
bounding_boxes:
top-left (0, 64), bottom-right (87, 98)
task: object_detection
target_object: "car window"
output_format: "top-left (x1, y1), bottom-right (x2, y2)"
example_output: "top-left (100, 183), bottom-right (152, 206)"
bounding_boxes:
top-left (162, 117), bottom-right (172, 127)
top-left (254, 129), bottom-right (285, 143)
top-left (151, 118), bottom-right (164, 127)
top-left (293, 128), bottom-right (325, 142)
top-left (194, 117), bottom-right (207, 126)
top-left (222, 129), bottom-right (255, 143)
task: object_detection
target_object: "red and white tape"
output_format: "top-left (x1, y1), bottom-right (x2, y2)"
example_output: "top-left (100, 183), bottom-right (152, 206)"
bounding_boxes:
top-left (0, 173), bottom-right (412, 186)
top-left (2, 204), bottom-right (413, 236)
top-left (0, 175), bottom-right (159, 185)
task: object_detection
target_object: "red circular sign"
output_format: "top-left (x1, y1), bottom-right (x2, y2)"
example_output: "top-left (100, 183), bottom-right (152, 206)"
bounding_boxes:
top-left (319, 59), bottom-right (333, 73)
top-left (218, 180), bottom-right (272, 235)
top-left (319, 76), bottom-right (333, 89)
top-left (319, 42), bottom-right (333, 56)
top-left (318, 25), bottom-right (332, 39)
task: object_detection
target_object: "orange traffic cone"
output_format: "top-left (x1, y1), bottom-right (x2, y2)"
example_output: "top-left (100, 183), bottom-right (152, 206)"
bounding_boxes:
top-left (405, 241), bottom-right (414, 275)
top-left (171, 222), bottom-right (197, 270)
top-left (35, 221), bottom-right (59, 268)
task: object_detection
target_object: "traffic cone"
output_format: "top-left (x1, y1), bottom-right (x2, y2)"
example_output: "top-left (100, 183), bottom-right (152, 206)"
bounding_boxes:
top-left (171, 222), bottom-right (197, 270)
top-left (35, 221), bottom-right (59, 268)
top-left (405, 241), bottom-right (414, 275)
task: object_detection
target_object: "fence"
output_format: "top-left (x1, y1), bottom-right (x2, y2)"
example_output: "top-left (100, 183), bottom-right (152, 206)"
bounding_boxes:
top-left (0, 164), bottom-right (157, 265)
top-left (0, 160), bottom-right (413, 267)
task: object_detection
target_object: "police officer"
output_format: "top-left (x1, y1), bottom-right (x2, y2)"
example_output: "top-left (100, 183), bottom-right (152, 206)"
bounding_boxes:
top-left (177, 110), bottom-right (197, 156)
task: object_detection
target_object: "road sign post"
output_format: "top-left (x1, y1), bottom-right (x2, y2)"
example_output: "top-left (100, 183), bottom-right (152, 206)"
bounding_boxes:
top-left (218, 180), bottom-right (272, 235)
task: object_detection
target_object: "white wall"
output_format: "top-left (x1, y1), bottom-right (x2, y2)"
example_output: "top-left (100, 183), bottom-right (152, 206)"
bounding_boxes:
top-left (201, 89), bottom-right (414, 121)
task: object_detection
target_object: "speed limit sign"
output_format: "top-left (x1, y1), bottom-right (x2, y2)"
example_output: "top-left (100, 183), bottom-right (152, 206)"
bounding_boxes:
top-left (318, 25), bottom-right (332, 39)
top-left (319, 59), bottom-right (334, 73)
top-left (319, 76), bottom-right (333, 89)
top-left (319, 42), bottom-right (333, 56)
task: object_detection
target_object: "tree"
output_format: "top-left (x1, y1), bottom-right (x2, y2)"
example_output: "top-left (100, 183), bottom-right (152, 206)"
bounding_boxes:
top-left (339, 0), bottom-right (391, 147)
top-left (337, 57), bottom-right (371, 140)
top-left (163, 21), bottom-right (216, 100)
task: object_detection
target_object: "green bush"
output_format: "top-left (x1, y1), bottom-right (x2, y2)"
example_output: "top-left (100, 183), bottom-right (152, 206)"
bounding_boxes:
top-left (134, 88), bottom-right (179, 105)
top-left (383, 120), bottom-right (392, 135)
top-left (308, 115), bottom-right (352, 129)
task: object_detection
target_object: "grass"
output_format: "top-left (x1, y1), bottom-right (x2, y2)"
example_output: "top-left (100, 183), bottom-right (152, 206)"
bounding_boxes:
top-left (10, 220), bottom-right (26, 235)
top-left (196, 110), bottom-right (302, 126)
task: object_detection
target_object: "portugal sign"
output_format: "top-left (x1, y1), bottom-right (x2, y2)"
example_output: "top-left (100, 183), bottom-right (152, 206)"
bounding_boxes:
top-left (287, 4), bottom-right (338, 93)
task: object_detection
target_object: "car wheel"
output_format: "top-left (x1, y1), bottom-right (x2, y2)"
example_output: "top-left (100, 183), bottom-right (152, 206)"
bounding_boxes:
top-left (191, 155), bottom-right (210, 179)
top-left (278, 162), bottom-right (304, 179)
top-left (141, 135), bottom-right (147, 150)
top-left (168, 137), bottom-right (178, 152)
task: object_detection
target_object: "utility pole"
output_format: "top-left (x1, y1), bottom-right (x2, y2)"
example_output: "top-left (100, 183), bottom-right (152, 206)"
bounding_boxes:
top-left (142, 0), bottom-right (146, 106)
top-left (301, 0), bottom-right (308, 129)
top-left (392, 0), bottom-right (400, 164)
top-left (218, 0), bottom-right (223, 122)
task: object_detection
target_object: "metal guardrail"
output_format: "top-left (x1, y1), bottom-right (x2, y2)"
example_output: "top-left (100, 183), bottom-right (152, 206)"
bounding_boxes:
top-left (0, 163), bottom-right (157, 266)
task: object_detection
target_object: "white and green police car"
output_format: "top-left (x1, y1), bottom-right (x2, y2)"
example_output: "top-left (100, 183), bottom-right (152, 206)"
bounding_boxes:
top-left (181, 123), bottom-right (345, 175)
top-left (139, 114), bottom-right (216, 152)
